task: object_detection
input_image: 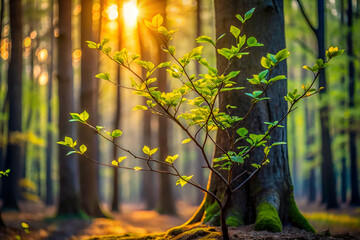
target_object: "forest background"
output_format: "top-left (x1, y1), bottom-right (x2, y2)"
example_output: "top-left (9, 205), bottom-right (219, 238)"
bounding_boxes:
top-left (0, 0), bottom-right (359, 238)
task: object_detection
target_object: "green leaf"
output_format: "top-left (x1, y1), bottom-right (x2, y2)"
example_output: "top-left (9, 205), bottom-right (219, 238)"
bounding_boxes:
top-left (152, 14), bottom-right (163, 27)
top-left (196, 35), bottom-right (215, 46)
top-left (236, 127), bottom-right (248, 137)
top-left (143, 145), bottom-right (150, 155)
top-left (57, 141), bottom-right (67, 146)
top-left (302, 65), bottom-right (313, 72)
top-left (66, 151), bottom-right (77, 156)
top-left (230, 25), bottom-right (241, 38)
top-left (271, 142), bottom-right (287, 146)
top-left (251, 163), bottom-right (261, 169)
top-left (149, 148), bottom-right (158, 156)
top-left (230, 155), bottom-right (243, 163)
top-left (69, 113), bottom-right (81, 122)
top-left (80, 111), bottom-right (89, 122)
top-left (261, 57), bottom-right (272, 69)
top-left (182, 138), bottom-right (191, 144)
top-left (86, 41), bottom-right (97, 49)
top-left (134, 166), bottom-right (142, 171)
top-left (176, 175), bottom-right (193, 187)
top-left (111, 160), bottom-right (118, 166)
top-left (95, 72), bottom-right (110, 81)
top-left (216, 33), bottom-right (226, 43)
top-left (133, 105), bottom-right (148, 111)
top-left (275, 49), bottom-right (290, 62)
top-left (96, 126), bottom-right (104, 132)
top-left (79, 144), bottom-right (87, 154)
top-left (165, 154), bottom-right (179, 164)
top-left (217, 48), bottom-right (233, 60)
top-left (117, 156), bottom-right (127, 163)
top-left (247, 37), bottom-right (263, 47)
top-left (110, 129), bottom-right (123, 138)
top-left (236, 14), bottom-right (244, 23)
top-left (244, 8), bottom-right (255, 21)
top-left (65, 136), bottom-right (74, 146)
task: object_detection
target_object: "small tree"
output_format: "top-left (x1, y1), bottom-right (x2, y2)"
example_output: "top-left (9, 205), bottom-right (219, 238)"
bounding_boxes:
top-left (58, 11), bottom-right (343, 240)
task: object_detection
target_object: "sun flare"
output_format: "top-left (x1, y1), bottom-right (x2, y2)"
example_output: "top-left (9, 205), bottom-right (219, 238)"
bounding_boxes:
top-left (106, 4), bottom-right (119, 21)
top-left (123, 1), bottom-right (139, 27)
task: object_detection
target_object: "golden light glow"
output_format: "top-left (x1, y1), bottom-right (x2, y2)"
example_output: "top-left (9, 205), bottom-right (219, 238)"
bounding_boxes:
top-left (72, 49), bottom-right (82, 62)
top-left (123, 1), bottom-right (139, 27)
top-left (73, 5), bottom-right (81, 16)
top-left (39, 72), bottom-right (49, 85)
top-left (1, 39), bottom-right (9, 60)
top-left (106, 4), bottom-right (118, 20)
top-left (30, 30), bottom-right (37, 39)
top-left (24, 37), bottom-right (31, 48)
top-left (92, 3), bottom-right (101, 21)
top-left (37, 49), bottom-right (48, 62)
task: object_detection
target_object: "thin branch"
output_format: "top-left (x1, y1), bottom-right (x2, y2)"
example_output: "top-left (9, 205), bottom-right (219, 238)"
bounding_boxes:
top-left (296, 0), bottom-right (318, 36)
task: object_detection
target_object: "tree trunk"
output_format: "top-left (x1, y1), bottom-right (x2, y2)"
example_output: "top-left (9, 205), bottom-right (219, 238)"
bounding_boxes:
top-left (1, 0), bottom-right (22, 211)
top-left (317, 0), bottom-right (338, 209)
top-left (187, 0), bottom-right (314, 233)
top-left (57, 0), bottom-right (81, 216)
top-left (137, 15), bottom-right (156, 210)
top-left (339, 0), bottom-right (347, 204)
top-left (155, 0), bottom-right (176, 215)
top-left (46, 0), bottom-right (55, 206)
top-left (347, 0), bottom-right (360, 206)
top-left (111, 0), bottom-right (123, 212)
top-left (78, 0), bottom-right (104, 217)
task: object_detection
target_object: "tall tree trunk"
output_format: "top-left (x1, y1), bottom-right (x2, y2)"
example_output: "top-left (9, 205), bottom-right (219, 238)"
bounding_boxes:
top-left (317, 0), bottom-right (338, 209)
top-left (194, 0), bottom-right (205, 205)
top-left (1, 0), bottom-right (22, 211)
top-left (57, 0), bottom-right (81, 216)
top-left (339, 0), bottom-right (347, 204)
top-left (187, 0), bottom-right (314, 233)
top-left (79, 0), bottom-right (104, 217)
top-left (46, 0), bottom-right (55, 206)
top-left (155, 0), bottom-right (176, 215)
top-left (138, 17), bottom-right (156, 210)
top-left (111, 0), bottom-right (123, 212)
top-left (347, 0), bottom-right (360, 206)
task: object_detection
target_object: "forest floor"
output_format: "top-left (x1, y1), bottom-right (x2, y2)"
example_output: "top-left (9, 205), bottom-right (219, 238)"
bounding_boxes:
top-left (0, 199), bottom-right (359, 240)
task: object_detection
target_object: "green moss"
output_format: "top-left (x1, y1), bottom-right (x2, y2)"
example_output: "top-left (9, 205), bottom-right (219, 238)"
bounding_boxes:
top-left (254, 202), bottom-right (282, 232)
top-left (287, 193), bottom-right (316, 233)
top-left (225, 210), bottom-right (243, 227)
top-left (203, 201), bottom-right (221, 226)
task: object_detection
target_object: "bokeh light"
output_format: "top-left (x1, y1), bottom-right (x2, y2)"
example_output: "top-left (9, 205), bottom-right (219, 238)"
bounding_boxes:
top-left (37, 49), bottom-right (48, 62)
top-left (123, 1), bottom-right (139, 27)
top-left (39, 71), bottom-right (49, 85)
top-left (106, 4), bottom-right (118, 20)
top-left (24, 37), bottom-right (32, 48)
top-left (72, 49), bottom-right (82, 62)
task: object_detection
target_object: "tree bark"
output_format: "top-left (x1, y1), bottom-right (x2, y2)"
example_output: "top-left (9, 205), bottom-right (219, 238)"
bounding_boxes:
top-left (46, 0), bottom-right (55, 206)
top-left (78, 0), bottom-right (104, 217)
top-left (137, 15), bottom-right (156, 210)
top-left (111, 0), bottom-right (123, 212)
top-left (347, 0), bottom-right (360, 206)
top-left (187, 0), bottom-right (314, 232)
top-left (316, 0), bottom-right (338, 209)
top-left (1, 0), bottom-right (22, 211)
top-left (57, 0), bottom-right (81, 216)
top-left (156, 0), bottom-right (177, 215)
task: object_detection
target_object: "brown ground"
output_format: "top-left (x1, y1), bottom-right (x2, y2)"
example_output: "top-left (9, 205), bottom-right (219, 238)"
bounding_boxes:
top-left (0, 200), bottom-right (359, 240)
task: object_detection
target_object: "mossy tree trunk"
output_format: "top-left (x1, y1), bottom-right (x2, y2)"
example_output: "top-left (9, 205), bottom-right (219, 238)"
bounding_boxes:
top-left (187, 0), bottom-right (314, 233)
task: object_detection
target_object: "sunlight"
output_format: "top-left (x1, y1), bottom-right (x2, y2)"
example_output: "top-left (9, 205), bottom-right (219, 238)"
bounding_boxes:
top-left (39, 72), bottom-right (48, 85)
top-left (123, 0), bottom-right (139, 27)
top-left (107, 4), bottom-right (119, 21)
